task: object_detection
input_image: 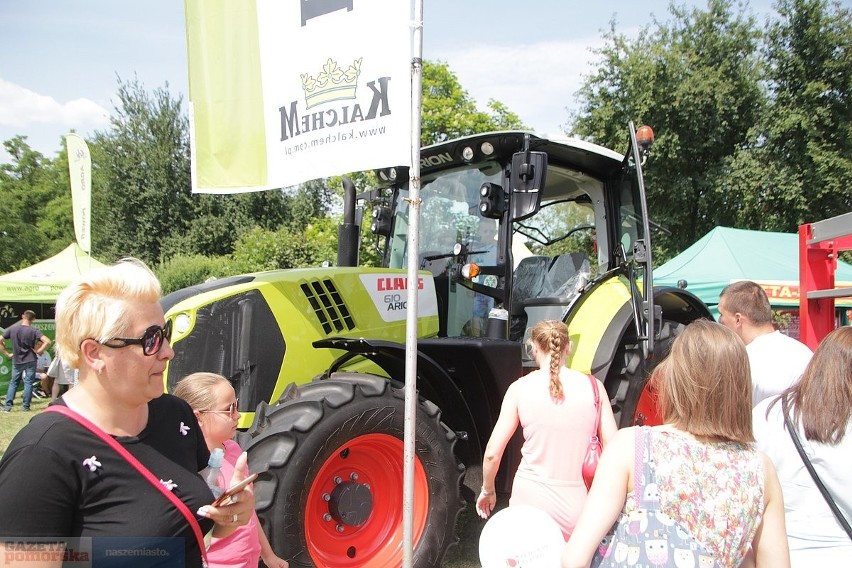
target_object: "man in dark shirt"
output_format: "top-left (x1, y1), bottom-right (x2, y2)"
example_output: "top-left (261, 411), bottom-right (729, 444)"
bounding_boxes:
top-left (1, 310), bottom-right (51, 412)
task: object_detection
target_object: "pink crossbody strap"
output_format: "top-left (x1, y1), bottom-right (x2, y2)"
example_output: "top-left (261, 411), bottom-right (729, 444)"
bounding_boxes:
top-left (634, 426), bottom-right (646, 497)
top-left (46, 405), bottom-right (209, 567)
top-left (587, 374), bottom-right (601, 439)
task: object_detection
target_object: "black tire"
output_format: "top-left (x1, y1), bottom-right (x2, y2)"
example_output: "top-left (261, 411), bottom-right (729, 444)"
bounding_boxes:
top-left (609, 319), bottom-right (685, 427)
top-left (245, 373), bottom-right (464, 567)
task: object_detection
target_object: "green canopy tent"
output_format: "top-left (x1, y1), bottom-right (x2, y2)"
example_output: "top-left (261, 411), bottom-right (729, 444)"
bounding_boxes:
top-left (0, 243), bottom-right (105, 393)
top-left (0, 242), bottom-right (104, 304)
top-left (654, 227), bottom-right (852, 333)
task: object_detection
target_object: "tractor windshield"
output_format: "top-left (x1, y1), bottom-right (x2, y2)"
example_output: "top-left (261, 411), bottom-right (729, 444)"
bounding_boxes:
top-left (386, 162), bottom-right (503, 337)
top-left (385, 159), bottom-right (605, 339)
top-left (381, 129), bottom-right (650, 340)
top-left (386, 163), bottom-right (503, 272)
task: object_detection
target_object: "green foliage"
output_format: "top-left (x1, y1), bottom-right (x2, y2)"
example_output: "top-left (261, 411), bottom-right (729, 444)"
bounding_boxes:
top-left (571, 0), bottom-right (765, 259)
top-left (570, 0), bottom-right (851, 262)
top-left (281, 179), bottom-right (336, 230)
top-left (421, 61), bottom-right (526, 146)
top-left (90, 76), bottom-right (302, 265)
top-left (154, 254), bottom-right (237, 296)
top-left (230, 218), bottom-right (339, 272)
top-left (91, 77), bottom-right (195, 264)
top-left (727, 0), bottom-right (852, 231)
top-left (0, 136), bottom-right (73, 272)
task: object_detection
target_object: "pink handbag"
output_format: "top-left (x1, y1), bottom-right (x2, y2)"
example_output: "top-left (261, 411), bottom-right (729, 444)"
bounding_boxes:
top-left (582, 374), bottom-right (602, 490)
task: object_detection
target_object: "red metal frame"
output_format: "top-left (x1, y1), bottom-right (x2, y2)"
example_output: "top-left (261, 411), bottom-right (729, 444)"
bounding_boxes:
top-left (798, 212), bottom-right (852, 350)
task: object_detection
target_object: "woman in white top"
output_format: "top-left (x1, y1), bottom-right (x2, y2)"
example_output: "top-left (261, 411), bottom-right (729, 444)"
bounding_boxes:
top-left (753, 326), bottom-right (852, 565)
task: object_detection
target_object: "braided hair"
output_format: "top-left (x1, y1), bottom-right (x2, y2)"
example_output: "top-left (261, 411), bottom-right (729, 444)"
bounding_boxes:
top-left (527, 320), bottom-right (569, 399)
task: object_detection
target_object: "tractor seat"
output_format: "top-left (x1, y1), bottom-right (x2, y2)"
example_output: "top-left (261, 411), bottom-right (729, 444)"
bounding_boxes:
top-left (542, 252), bottom-right (590, 296)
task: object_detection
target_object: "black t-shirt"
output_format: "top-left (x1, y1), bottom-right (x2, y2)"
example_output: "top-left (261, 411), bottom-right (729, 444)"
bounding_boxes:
top-left (3, 324), bottom-right (42, 365)
top-left (0, 394), bottom-right (214, 567)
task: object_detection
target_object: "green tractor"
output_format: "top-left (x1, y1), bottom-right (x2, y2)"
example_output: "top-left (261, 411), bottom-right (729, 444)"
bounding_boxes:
top-left (162, 123), bottom-right (711, 567)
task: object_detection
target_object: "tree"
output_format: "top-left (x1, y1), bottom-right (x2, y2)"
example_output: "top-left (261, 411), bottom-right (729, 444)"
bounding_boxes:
top-left (2, 62), bottom-right (527, 281)
top-left (92, 77), bottom-right (297, 265)
top-left (37, 142), bottom-right (75, 250)
top-left (726, 0), bottom-right (852, 230)
top-left (570, 0), bottom-right (764, 260)
top-left (161, 190), bottom-right (294, 259)
top-left (281, 179), bottom-right (336, 231)
top-left (92, 77), bottom-right (196, 264)
top-left (0, 136), bottom-right (73, 272)
top-left (421, 61), bottom-right (526, 146)
top-left (230, 219), bottom-right (338, 272)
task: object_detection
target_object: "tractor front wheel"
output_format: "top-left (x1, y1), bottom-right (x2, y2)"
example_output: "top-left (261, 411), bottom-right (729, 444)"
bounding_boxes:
top-left (245, 373), bottom-right (464, 567)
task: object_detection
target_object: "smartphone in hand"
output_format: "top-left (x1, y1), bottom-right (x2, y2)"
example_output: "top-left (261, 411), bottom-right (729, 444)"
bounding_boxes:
top-left (211, 472), bottom-right (258, 507)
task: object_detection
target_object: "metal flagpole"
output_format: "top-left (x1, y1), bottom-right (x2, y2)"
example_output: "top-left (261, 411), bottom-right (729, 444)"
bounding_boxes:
top-left (402, 0), bottom-right (424, 565)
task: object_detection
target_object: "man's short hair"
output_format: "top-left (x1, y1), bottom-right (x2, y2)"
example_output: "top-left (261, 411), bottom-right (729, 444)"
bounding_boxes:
top-left (719, 281), bottom-right (772, 325)
top-left (22, 310), bottom-right (36, 321)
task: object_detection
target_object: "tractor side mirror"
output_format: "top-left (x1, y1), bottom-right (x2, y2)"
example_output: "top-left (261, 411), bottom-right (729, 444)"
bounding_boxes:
top-left (509, 150), bottom-right (546, 221)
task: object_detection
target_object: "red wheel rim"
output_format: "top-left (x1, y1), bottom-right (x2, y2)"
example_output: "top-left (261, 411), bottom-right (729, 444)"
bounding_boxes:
top-left (305, 433), bottom-right (429, 567)
top-left (634, 382), bottom-right (662, 426)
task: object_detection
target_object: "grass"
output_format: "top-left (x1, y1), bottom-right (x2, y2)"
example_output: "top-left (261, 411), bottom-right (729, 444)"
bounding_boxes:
top-left (0, 395), bottom-right (490, 566)
top-left (0, 395), bottom-right (50, 459)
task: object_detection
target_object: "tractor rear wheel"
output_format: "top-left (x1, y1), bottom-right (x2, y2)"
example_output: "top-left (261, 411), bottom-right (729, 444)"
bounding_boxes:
top-left (610, 318), bottom-right (685, 427)
top-left (245, 373), bottom-right (464, 567)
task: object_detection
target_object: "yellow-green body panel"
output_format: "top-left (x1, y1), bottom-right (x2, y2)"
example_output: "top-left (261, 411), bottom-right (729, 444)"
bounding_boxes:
top-left (565, 276), bottom-right (632, 374)
top-left (164, 267), bottom-right (439, 427)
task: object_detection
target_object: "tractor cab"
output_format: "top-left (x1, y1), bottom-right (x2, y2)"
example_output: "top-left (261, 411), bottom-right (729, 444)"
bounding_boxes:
top-left (370, 126), bottom-right (655, 361)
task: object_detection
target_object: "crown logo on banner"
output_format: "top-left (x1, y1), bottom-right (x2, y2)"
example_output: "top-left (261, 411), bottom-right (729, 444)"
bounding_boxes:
top-left (301, 57), bottom-right (363, 109)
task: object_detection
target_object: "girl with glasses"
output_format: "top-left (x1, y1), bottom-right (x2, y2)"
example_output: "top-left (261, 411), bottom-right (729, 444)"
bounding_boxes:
top-left (175, 372), bottom-right (289, 568)
top-left (0, 259), bottom-right (256, 568)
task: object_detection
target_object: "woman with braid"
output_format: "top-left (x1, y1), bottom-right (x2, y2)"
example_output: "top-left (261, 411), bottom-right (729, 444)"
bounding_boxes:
top-left (476, 320), bottom-right (617, 540)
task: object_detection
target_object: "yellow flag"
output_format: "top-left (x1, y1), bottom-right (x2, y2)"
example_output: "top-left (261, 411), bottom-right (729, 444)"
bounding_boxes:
top-left (65, 134), bottom-right (92, 254)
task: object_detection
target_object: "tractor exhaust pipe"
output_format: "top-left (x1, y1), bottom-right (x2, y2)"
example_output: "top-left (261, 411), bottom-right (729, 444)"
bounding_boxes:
top-left (337, 176), bottom-right (359, 267)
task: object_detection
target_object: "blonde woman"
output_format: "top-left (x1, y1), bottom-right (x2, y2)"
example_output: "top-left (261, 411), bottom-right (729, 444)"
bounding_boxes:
top-left (562, 320), bottom-right (789, 567)
top-left (0, 259), bottom-right (254, 568)
top-left (175, 372), bottom-right (288, 568)
top-left (476, 319), bottom-right (617, 540)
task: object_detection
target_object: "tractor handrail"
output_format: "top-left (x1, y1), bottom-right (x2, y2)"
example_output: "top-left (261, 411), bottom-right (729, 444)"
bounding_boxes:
top-left (798, 211), bottom-right (852, 349)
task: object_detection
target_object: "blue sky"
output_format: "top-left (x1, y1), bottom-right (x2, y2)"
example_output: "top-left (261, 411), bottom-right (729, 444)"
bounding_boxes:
top-left (0, 0), bottom-right (778, 163)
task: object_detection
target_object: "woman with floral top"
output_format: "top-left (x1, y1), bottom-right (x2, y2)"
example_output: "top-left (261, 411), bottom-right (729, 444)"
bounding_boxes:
top-left (562, 320), bottom-right (790, 568)
top-left (0, 259), bottom-right (256, 568)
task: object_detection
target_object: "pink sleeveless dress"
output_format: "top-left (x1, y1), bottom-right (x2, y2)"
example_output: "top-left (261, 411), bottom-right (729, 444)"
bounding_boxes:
top-left (509, 368), bottom-right (598, 540)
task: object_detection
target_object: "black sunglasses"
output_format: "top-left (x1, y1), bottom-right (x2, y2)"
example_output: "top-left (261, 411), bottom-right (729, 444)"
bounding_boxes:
top-left (100, 320), bottom-right (173, 356)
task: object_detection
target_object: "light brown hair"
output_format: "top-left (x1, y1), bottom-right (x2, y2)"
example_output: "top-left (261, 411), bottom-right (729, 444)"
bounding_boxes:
top-left (173, 371), bottom-right (231, 412)
top-left (22, 310), bottom-right (36, 322)
top-left (657, 319), bottom-right (754, 443)
top-left (770, 326), bottom-right (852, 444)
top-left (527, 320), bottom-right (569, 398)
top-left (719, 281), bottom-right (772, 325)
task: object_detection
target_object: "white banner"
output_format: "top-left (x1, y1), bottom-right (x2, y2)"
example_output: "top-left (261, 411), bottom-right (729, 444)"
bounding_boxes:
top-left (358, 273), bottom-right (438, 322)
top-left (185, 0), bottom-right (412, 193)
top-left (65, 134), bottom-right (92, 254)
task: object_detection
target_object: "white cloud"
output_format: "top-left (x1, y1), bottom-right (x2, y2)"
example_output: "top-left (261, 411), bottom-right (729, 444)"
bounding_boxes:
top-left (0, 78), bottom-right (109, 129)
top-left (432, 38), bottom-right (604, 135)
